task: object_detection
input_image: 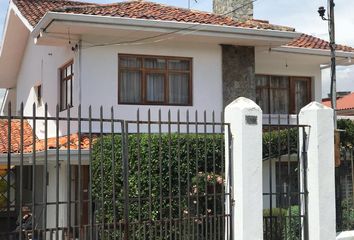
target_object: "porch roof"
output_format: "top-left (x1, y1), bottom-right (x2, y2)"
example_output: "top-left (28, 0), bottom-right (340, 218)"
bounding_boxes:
top-left (0, 119), bottom-right (94, 154)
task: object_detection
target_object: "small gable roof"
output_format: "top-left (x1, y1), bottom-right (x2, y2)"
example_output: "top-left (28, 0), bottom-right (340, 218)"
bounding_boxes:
top-left (323, 92), bottom-right (354, 111)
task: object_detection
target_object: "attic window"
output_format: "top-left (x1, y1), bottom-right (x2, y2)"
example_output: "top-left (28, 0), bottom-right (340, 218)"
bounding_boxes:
top-left (60, 60), bottom-right (74, 111)
top-left (118, 54), bottom-right (192, 106)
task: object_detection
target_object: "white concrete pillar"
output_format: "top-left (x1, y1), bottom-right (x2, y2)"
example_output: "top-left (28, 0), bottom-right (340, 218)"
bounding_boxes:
top-left (225, 97), bottom-right (263, 240)
top-left (299, 102), bottom-right (336, 240)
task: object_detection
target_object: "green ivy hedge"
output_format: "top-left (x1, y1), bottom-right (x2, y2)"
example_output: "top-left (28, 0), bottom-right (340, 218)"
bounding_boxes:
top-left (92, 128), bottom-right (298, 238)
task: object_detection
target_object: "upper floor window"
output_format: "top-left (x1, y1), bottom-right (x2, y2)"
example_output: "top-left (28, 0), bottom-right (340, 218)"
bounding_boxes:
top-left (118, 54), bottom-right (192, 105)
top-left (60, 60), bottom-right (73, 111)
top-left (35, 84), bottom-right (42, 106)
top-left (256, 75), bottom-right (311, 114)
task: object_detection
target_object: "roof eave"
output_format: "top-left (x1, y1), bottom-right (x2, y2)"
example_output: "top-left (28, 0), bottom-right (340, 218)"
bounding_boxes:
top-left (273, 46), bottom-right (354, 59)
top-left (31, 12), bottom-right (301, 44)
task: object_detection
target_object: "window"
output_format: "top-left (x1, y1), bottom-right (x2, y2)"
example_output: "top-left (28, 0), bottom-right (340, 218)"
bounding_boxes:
top-left (60, 61), bottom-right (73, 111)
top-left (35, 84), bottom-right (42, 106)
top-left (118, 54), bottom-right (192, 105)
top-left (256, 75), bottom-right (311, 114)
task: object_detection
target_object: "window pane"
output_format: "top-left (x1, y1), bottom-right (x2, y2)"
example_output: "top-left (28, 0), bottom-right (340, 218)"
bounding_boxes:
top-left (119, 71), bottom-right (142, 103)
top-left (169, 73), bottom-right (189, 104)
top-left (270, 88), bottom-right (289, 114)
top-left (294, 79), bottom-right (309, 113)
top-left (61, 80), bottom-right (67, 110)
top-left (256, 88), bottom-right (269, 114)
top-left (168, 59), bottom-right (190, 71)
top-left (270, 76), bottom-right (288, 88)
top-left (146, 73), bottom-right (164, 102)
top-left (256, 75), bottom-right (269, 87)
top-left (144, 58), bottom-right (166, 69)
top-left (67, 79), bottom-right (72, 107)
top-left (66, 65), bottom-right (72, 77)
top-left (120, 57), bottom-right (141, 68)
top-left (256, 75), bottom-right (269, 113)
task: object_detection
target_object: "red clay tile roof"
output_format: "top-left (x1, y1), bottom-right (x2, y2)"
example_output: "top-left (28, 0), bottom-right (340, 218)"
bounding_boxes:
top-left (13, 0), bottom-right (96, 27)
top-left (0, 120), bottom-right (35, 154)
top-left (323, 92), bottom-right (354, 110)
top-left (11, 1), bottom-right (354, 52)
top-left (286, 34), bottom-right (354, 52)
top-left (24, 133), bottom-right (95, 152)
top-left (0, 119), bottom-right (95, 154)
top-left (13, 0), bottom-right (295, 31)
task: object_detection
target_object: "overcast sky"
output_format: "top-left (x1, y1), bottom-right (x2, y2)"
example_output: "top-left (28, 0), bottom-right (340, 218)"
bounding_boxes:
top-left (0, 0), bottom-right (354, 100)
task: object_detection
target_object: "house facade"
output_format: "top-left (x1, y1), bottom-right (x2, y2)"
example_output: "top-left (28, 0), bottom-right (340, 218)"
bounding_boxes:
top-left (1, 0), bottom-right (354, 138)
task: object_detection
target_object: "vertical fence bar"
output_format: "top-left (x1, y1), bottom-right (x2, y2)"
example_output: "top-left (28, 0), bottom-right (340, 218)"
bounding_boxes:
top-left (19, 103), bottom-right (24, 240)
top-left (78, 105), bottom-right (82, 240)
top-left (220, 112), bottom-right (225, 240)
top-left (195, 110), bottom-right (199, 240)
top-left (99, 106), bottom-right (104, 238)
top-left (177, 110), bottom-right (182, 240)
top-left (6, 102), bottom-right (11, 237)
top-left (55, 105), bottom-right (59, 240)
top-left (203, 111), bottom-right (208, 240)
top-left (212, 111), bottom-right (217, 240)
top-left (158, 109), bottom-right (163, 239)
top-left (168, 110), bottom-right (173, 240)
top-left (43, 103), bottom-right (48, 239)
top-left (186, 110), bottom-right (191, 239)
top-left (122, 121), bottom-right (130, 240)
top-left (268, 113), bottom-right (273, 240)
top-left (67, 106), bottom-right (72, 239)
top-left (31, 103), bottom-right (36, 236)
top-left (111, 107), bottom-right (117, 239)
top-left (297, 114), bottom-right (302, 239)
top-left (88, 106), bottom-right (93, 240)
top-left (136, 109), bottom-right (142, 237)
top-left (147, 109), bottom-right (152, 239)
top-left (302, 127), bottom-right (309, 240)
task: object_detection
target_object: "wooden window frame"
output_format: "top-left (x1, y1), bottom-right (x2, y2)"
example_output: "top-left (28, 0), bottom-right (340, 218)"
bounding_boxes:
top-left (59, 60), bottom-right (74, 111)
top-left (118, 54), bottom-right (193, 106)
top-left (256, 75), bottom-right (312, 114)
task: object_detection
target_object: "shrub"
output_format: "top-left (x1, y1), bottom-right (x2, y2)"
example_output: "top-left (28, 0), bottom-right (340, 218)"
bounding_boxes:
top-left (338, 119), bottom-right (354, 149)
top-left (284, 205), bottom-right (301, 240)
top-left (92, 129), bottom-right (298, 238)
top-left (338, 199), bottom-right (354, 231)
top-left (263, 208), bottom-right (287, 240)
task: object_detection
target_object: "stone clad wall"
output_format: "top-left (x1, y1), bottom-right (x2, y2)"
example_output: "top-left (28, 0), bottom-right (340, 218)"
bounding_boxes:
top-left (213, 0), bottom-right (253, 21)
top-left (221, 45), bottom-right (256, 107)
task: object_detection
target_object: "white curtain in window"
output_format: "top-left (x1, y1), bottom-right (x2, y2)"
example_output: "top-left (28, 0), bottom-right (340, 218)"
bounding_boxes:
top-left (270, 76), bottom-right (289, 114)
top-left (169, 73), bottom-right (189, 104)
top-left (146, 73), bottom-right (164, 102)
top-left (61, 80), bottom-right (67, 109)
top-left (295, 80), bottom-right (308, 113)
top-left (120, 71), bottom-right (141, 103)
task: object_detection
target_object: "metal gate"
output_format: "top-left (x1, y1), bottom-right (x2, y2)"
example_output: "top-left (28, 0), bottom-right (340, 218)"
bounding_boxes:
top-left (262, 115), bottom-right (309, 240)
top-left (0, 104), bottom-right (232, 240)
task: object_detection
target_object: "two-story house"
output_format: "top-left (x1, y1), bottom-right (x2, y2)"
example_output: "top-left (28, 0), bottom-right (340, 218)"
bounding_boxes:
top-left (0, 0), bottom-right (354, 237)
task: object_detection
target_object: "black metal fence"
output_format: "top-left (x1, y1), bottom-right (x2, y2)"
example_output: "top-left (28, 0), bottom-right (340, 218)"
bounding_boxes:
top-left (336, 147), bottom-right (354, 232)
top-left (0, 103), bottom-right (232, 240)
top-left (262, 115), bottom-right (309, 240)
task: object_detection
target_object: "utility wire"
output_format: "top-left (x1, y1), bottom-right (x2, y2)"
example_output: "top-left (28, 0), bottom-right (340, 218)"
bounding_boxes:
top-left (81, 0), bottom-right (258, 49)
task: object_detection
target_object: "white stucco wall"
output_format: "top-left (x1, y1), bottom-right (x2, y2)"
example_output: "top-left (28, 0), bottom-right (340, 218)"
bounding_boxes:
top-left (15, 38), bottom-right (76, 138)
top-left (14, 41), bottom-right (324, 137)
